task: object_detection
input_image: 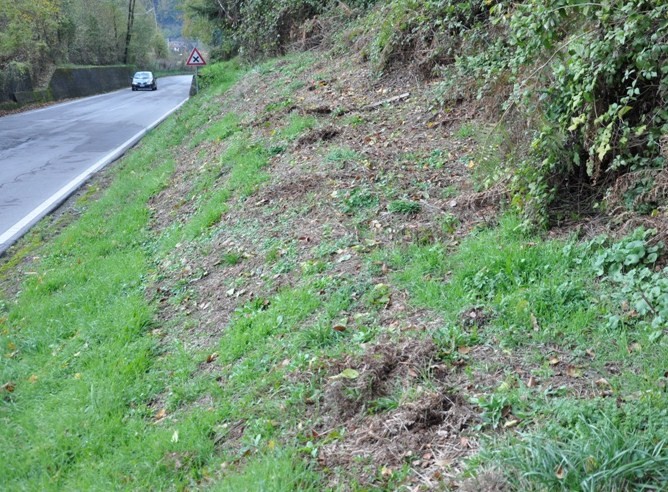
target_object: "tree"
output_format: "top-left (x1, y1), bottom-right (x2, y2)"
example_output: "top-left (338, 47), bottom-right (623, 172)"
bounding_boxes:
top-left (123, 0), bottom-right (137, 64)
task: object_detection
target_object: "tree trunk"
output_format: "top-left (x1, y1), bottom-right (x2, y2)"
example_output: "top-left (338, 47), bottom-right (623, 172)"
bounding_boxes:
top-left (123, 0), bottom-right (137, 64)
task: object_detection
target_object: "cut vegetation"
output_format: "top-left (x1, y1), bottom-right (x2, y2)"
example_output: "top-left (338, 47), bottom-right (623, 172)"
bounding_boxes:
top-left (2, 1), bottom-right (668, 490)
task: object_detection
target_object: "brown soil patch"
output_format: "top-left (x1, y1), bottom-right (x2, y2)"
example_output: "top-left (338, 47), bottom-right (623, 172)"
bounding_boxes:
top-left (311, 339), bottom-right (479, 488)
top-left (309, 332), bottom-right (617, 489)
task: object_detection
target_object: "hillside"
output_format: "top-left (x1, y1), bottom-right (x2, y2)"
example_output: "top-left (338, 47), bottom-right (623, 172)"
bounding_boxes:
top-left (2, 2), bottom-right (668, 490)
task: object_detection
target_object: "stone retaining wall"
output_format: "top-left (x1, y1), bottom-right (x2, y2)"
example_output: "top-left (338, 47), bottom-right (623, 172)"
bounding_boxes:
top-left (0, 64), bottom-right (33, 104)
top-left (49, 66), bottom-right (133, 100)
top-left (0, 65), bottom-right (133, 105)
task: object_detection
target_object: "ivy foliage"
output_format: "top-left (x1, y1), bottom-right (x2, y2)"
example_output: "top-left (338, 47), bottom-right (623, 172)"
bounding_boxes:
top-left (443, 0), bottom-right (668, 225)
top-left (508, 0), bottom-right (667, 225)
top-left (360, 0), bottom-right (494, 75)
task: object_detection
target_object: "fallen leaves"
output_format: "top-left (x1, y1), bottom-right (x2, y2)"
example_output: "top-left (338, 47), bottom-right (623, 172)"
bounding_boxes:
top-left (595, 377), bottom-right (611, 388)
top-left (332, 321), bottom-right (347, 332)
top-left (555, 465), bottom-right (565, 480)
top-left (1, 381), bottom-right (15, 393)
top-left (330, 368), bottom-right (360, 380)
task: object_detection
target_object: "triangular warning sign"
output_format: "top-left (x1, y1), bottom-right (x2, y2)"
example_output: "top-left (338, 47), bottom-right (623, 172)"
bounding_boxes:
top-left (186, 48), bottom-right (206, 66)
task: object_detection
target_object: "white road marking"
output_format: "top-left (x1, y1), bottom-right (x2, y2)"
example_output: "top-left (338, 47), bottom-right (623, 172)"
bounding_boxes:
top-left (0, 96), bottom-right (189, 253)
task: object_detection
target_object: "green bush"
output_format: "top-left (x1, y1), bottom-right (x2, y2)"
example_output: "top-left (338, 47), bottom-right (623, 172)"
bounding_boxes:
top-left (445, 0), bottom-right (668, 226)
top-left (362, 0), bottom-right (492, 75)
top-left (189, 0), bottom-right (667, 227)
top-left (185, 0), bottom-right (381, 60)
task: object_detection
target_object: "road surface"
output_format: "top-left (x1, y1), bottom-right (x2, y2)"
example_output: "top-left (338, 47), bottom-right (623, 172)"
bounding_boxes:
top-left (0, 75), bottom-right (192, 255)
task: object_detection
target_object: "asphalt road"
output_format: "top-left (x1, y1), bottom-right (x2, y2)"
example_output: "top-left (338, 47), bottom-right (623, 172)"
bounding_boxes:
top-left (0, 74), bottom-right (192, 255)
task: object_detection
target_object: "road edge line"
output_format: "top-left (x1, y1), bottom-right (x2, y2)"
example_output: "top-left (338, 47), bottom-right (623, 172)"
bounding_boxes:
top-left (0, 96), bottom-right (190, 256)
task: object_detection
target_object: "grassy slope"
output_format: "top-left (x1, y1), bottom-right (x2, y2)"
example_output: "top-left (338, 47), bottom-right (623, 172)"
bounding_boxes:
top-left (1, 52), bottom-right (667, 491)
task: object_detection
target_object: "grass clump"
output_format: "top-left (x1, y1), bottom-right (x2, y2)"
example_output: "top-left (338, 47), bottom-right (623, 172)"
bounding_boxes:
top-left (481, 405), bottom-right (668, 491)
top-left (326, 146), bottom-right (362, 167)
top-left (388, 199), bottom-right (421, 215)
top-left (214, 450), bottom-right (320, 492)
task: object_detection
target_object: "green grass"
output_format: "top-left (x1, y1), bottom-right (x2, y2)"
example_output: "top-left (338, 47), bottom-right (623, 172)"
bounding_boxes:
top-left (277, 114), bottom-right (316, 141)
top-left (159, 132), bottom-right (270, 251)
top-left (0, 60), bottom-right (262, 490)
top-left (190, 113), bottom-right (241, 148)
top-left (0, 129), bottom-right (175, 489)
top-left (212, 450), bottom-right (320, 492)
top-left (326, 146), bottom-right (362, 167)
top-left (382, 215), bottom-right (599, 347)
top-left (2, 49), bottom-right (668, 492)
top-left (378, 214), bottom-right (668, 486)
top-left (0, 56), bottom-right (345, 490)
top-left (387, 199), bottom-right (421, 215)
top-left (476, 401), bottom-right (668, 491)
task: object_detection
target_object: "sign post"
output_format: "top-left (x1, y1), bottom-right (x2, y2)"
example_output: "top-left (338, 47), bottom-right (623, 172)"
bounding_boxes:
top-left (186, 47), bottom-right (207, 94)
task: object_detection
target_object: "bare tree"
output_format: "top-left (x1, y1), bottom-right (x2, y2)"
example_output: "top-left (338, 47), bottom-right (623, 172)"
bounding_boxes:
top-left (123, 0), bottom-right (137, 64)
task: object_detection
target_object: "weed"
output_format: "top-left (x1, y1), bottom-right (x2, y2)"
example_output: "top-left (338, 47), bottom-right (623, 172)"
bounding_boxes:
top-left (439, 213), bottom-right (460, 234)
top-left (265, 98), bottom-right (294, 113)
top-left (472, 393), bottom-right (513, 429)
top-left (425, 149), bottom-right (448, 169)
top-left (345, 115), bottom-right (365, 127)
top-left (301, 260), bottom-right (327, 276)
top-left (268, 144), bottom-right (285, 155)
top-left (298, 321), bottom-right (346, 350)
top-left (588, 228), bottom-right (667, 330)
top-left (215, 449), bottom-right (321, 491)
top-left (364, 283), bottom-right (391, 308)
top-left (388, 199), bottom-right (421, 214)
top-left (287, 80), bottom-right (306, 93)
top-left (490, 414), bottom-right (668, 491)
top-left (456, 123), bottom-right (476, 139)
top-left (433, 323), bottom-right (479, 357)
top-left (277, 114), bottom-right (316, 141)
top-left (341, 187), bottom-right (378, 215)
top-left (591, 228), bottom-right (663, 278)
top-left (221, 252), bottom-right (243, 266)
top-left (441, 185), bottom-right (458, 199)
top-left (368, 395), bottom-right (401, 414)
top-left (326, 147), bottom-right (362, 168)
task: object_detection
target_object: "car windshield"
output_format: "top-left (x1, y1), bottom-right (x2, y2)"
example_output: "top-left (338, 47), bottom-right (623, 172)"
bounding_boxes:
top-left (134, 72), bottom-right (151, 80)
